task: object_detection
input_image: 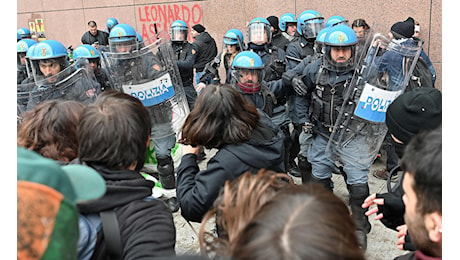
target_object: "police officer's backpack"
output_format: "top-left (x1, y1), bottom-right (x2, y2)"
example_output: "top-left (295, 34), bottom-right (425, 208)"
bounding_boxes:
top-left (405, 57), bottom-right (434, 92)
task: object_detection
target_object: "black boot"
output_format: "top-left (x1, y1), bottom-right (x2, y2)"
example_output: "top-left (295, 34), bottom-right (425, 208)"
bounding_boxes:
top-left (288, 124), bottom-right (301, 178)
top-left (156, 156), bottom-right (179, 213)
top-left (298, 155), bottom-right (312, 183)
top-left (311, 175), bottom-right (333, 192)
top-left (156, 156), bottom-right (175, 189)
top-left (348, 183), bottom-right (372, 250)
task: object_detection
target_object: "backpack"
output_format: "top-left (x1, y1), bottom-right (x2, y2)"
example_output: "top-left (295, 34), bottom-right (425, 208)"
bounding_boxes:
top-left (79, 210), bottom-right (123, 260)
top-left (404, 56), bottom-right (434, 92)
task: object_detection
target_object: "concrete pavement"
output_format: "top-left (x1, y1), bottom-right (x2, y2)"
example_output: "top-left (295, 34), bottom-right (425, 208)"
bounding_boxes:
top-left (171, 148), bottom-right (411, 260)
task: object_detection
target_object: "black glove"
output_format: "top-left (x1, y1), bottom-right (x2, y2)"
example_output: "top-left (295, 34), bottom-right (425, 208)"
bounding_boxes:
top-left (292, 76), bottom-right (308, 96)
top-left (375, 192), bottom-right (405, 230)
top-left (403, 232), bottom-right (416, 251)
top-left (282, 70), bottom-right (296, 87)
top-left (269, 59), bottom-right (286, 77)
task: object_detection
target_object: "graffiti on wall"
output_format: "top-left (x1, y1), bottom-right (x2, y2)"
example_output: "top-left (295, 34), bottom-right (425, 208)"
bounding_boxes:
top-left (28, 18), bottom-right (46, 41)
top-left (138, 3), bottom-right (202, 44)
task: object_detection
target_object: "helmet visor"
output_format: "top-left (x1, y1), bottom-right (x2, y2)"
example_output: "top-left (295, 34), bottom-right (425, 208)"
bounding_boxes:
top-left (109, 38), bottom-right (138, 53)
top-left (170, 28), bottom-right (188, 42)
top-left (302, 18), bottom-right (325, 39)
top-left (248, 23), bottom-right (271, 45)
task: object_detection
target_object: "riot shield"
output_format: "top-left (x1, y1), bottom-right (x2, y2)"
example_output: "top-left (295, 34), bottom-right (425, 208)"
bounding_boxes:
top-left (100, 36), bottom-right (189, 139)
top-left (27, 62), bottom-right (101, 111)
top-left (326, 31), bottom-right (423, 164)
top-left (17, 82), bottom-right (36, 123)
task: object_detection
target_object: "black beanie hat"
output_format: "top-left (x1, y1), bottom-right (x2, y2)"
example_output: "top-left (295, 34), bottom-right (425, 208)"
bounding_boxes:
top-left (267, 16), bottom-right (280, 31)
top-left (386, 88), bottom-right (442, 144)
top-left (391, 17), bottom-right (415, 39)
top-left (192, 24), bottom-right (206, 33)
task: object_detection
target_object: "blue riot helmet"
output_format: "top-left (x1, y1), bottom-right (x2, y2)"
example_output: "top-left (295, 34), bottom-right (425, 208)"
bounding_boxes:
top-left (24, 44), bottom-right (37, 78)
top-left (247, 17), bottom-right (272, 45)
top-left (17, 28), bottom-right (31, 39)
top-left (170, 20), bottom-right (189, 42)
top-left (29, 39), bottom-right (70, 83)
top-left (297, 10), bottom-right (325, 40)
top-left (106, 17), bottom-right (119, 32)
top-left (231, 51), bottom-right (265, 93)
top-left (136, 32), bottom-right (143, 42)
top-left (17, 31), bottom-right (21, 42)
top-left (109, 24), bottom-right (138, 53)
top-left (223, 29), bottom-right (245, 50)
top-left (136, 32), bottom-right (146, 48)
top-left (73, 44), bottom-right (100, 70)
top-left (279, 13), bottom-right (297, 32)
top-left (315, 27), bottom-right (330, 54)
top-left (73, 44), bottom-right (100, 60)
top-left (17, 39), bottom-right (37, 67)
top-left (323, 24), bottom-right (358, 72)
top-left (326, 15), bottom-right (349, 28)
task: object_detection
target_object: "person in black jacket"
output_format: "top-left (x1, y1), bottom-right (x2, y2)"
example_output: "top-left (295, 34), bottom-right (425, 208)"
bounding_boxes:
top-left (170, 20), bottom-right (197, 110)
top-left (176, 84), bottom-right (285, 223)
top-left (190, 24), bottom-right (217, 86)
top-left (81, 20), bottom-right (109, 47)
top-left (362, 87), bottom-right (442, 253)
top-left (74, 90), bottom-right (176, 259)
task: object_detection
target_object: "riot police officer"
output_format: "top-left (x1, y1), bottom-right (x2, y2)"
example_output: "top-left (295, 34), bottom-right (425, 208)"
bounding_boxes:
top-left (105, 17), bottom-right (119, 34)
top-left (230, 51), bottom-right (294, 172)
top-left (17, 28), bottom-right (32, 40)
top-left (294, 24), bottom-right (371, 250)
top-left (169, 20), bottom-right (197, 109)
top-left (286, 10), bottom-right (325, 70)
top-left (197, 28), bottom-right (245, 88)
top-left (73, 44), bottom-right (112, 91)
top-left (106, 23), bottom-right (184, 212)
top-left (17, 39), bottom-right (37, 84)
top-left (26, 39), bottom-right (101, 110)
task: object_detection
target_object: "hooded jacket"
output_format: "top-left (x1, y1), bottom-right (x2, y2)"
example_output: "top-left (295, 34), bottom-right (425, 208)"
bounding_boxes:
top-left (176, 112), bottom-right (285, 222)
top-left (192, 32), bottom-right (218, 72)
top-left (76, 163), bottom-right (176, 259)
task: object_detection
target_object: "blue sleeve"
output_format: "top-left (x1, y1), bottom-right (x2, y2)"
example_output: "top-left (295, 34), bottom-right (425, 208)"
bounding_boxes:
top-left (420, 49), bottom-right (436, 83)
top-left (285, 42), bottom-right (301, 70)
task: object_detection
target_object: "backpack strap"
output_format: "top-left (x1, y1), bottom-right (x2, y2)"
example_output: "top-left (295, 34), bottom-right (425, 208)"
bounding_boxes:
top-left (100, 210), bottom-right (123, 260)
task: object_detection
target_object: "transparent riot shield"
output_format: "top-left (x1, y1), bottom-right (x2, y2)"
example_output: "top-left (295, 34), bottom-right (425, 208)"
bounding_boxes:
top-left (27, 61), bottom-right (101, 111)
top-left (17, 82), bottom-right (36, 123)
top-left (100, 36), bottom-right (189, 139)
top-left (326, 31), bottom-right (423, 164)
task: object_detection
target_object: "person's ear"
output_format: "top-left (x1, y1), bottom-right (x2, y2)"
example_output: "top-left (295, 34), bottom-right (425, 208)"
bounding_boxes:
top-left (425, 212), bottom-right (442, 243)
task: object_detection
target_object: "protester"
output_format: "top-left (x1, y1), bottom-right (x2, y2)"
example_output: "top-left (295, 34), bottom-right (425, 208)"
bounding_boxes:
top-left (362, 87), bottom-right (442, 251)
top-left (74, 90), bottom-right (176, 259)
top-left (176, 83), bottom-right (285, 223)
top-left (17, 99), bottom-right (86, 162)
top-left (199, 168), bottom-right (364, 260)
top-left (190, 24), bottom-right (218, 85)
top-left (395, 126), bottom-right (442, 259)
top-left (17, 146), bottom-right (106, 259)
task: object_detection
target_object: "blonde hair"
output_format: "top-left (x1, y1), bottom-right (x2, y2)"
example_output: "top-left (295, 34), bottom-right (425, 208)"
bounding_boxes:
top-left (199, 169), bottom-right (294, 258)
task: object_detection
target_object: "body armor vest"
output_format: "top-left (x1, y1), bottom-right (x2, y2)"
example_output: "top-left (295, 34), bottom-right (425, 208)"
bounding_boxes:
top-left (310, 66), bottom-right (351, 133)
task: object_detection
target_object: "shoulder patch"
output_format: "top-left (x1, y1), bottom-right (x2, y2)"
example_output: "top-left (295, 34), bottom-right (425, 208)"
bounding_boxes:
top-left (191, 49), bottom-right (196, 55)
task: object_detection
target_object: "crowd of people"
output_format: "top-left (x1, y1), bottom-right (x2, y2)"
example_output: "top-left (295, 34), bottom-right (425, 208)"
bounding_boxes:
top-left (17, 10), bottom-right (441, 260)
